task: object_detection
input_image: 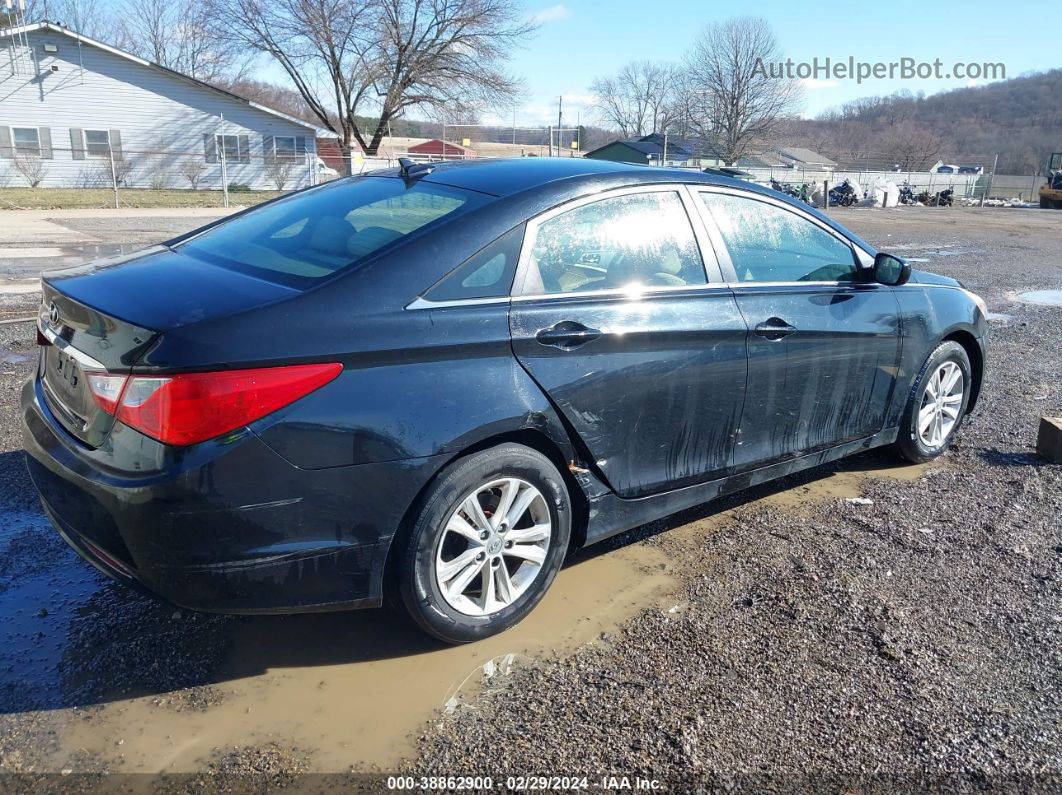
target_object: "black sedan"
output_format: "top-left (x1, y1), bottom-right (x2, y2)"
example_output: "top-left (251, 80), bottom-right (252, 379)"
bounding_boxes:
top-left (22, 158), bottom-right (987, 643)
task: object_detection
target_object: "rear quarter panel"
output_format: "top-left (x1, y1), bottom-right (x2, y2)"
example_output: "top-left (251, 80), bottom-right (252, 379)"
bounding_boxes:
top-left (245, 302), bottom-right (579, 471)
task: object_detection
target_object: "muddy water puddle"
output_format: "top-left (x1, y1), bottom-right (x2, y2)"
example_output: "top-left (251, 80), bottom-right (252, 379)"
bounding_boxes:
top-left (54, 543), bottom-right (676, 772)
top-left (28, 454), bottom-right (928, 773)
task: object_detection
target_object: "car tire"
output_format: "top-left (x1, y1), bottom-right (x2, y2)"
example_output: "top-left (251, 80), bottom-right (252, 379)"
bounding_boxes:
top-left (398, 443), bottom-right (571, 643)
top-left (892, 341), bottom-right (972, 464)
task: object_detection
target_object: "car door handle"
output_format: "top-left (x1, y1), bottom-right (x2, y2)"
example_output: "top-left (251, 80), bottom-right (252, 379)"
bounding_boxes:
top-left (535, 321), bottom-right (603, 350)
top-left (753, 317), bottom-right (797, 341)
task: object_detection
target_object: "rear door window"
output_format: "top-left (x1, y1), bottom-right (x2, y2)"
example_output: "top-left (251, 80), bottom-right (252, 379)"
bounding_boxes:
top-left (514, 191), bottom-right (706, 295)
top-left (179, 177), bottom-right (484, 288)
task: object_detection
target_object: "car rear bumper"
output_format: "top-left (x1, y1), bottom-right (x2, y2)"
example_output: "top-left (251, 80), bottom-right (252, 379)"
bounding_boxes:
top-left (22, 376), bottom-right (444, 614)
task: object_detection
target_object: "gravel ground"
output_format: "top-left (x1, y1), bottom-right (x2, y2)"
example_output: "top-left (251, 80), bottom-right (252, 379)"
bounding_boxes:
top-left (0, 206), bottom-right (1059, 790)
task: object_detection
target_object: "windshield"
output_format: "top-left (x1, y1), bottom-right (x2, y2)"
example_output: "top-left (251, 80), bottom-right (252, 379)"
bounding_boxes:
top-left (179, 176), bottom-right (485, 288)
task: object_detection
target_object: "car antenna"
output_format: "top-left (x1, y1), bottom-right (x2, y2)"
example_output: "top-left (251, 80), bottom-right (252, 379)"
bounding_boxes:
top-left (398, 157), bottom-right (434, 179)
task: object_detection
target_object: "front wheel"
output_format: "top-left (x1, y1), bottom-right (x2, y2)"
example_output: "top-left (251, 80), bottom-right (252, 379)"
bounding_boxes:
top-left (892, 341), bottom-right (972, 463)
top-left (398, 443), bottom-right (571, 643)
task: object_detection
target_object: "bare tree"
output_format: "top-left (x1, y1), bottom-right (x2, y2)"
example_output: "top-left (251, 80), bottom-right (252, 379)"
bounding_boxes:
top-left (265, 157), bottom-right (298, 190)
top-left (116, 0), bottom-right (250, 82)
top-left (590, 61), bottom-right (680, 138)
top-left (13, 153), bottom-right (50, 187)
top-left (878, 124), bottom-right (947, 171)
top-left (16, 0), bottom-right (111, 39)
top-left (219, 78), bottom-right (318, 123)
top-left (179, 159), bottom-right (207, 190)
top-left (210, 0), bottom-right (531, 161)
top-left (681, 17), bottom-right (801, 165)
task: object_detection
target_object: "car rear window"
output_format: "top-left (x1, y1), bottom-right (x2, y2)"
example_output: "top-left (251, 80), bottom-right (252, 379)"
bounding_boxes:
top-left (178, 177), bottom-right (485, 288)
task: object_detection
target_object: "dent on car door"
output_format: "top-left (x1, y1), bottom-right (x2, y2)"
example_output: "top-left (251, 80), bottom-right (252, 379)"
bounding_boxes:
top-left (696, 190), bottom-right (903, 471)
top-left (508, 187), bottom-right (748, 498)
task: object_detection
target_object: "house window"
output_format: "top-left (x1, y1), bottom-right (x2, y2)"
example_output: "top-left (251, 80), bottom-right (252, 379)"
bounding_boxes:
top-left (215, 134), bottom-right (243, 161)
top-left (272, 136), bottom-right (297, 159)
top-left (13, 127), bottom-right (40, 155)
top-left (84, 130), bottom-right (111, 158)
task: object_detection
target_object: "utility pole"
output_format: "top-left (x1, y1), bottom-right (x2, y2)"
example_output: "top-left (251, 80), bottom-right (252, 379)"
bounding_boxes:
top-left (557, 95), bottom-right (563, 156)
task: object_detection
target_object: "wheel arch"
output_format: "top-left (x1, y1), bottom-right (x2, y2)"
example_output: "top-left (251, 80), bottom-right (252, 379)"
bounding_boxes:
top-left (380, 427), bottom-right (591, 605)
top-left (942, 328), bottom-right (983, 413)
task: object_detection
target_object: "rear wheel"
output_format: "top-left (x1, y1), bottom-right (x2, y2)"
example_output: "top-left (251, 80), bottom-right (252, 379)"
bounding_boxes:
top-left (892, 341), bottom-right (971, 463)
top-left (1041, 196), bottom-right (1051, 209)
top-left (398, 443), bottom-right (570, 643)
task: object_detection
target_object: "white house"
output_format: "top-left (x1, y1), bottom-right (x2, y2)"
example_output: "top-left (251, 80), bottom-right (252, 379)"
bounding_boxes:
top-left (0, 22), bottom-right (331, 191)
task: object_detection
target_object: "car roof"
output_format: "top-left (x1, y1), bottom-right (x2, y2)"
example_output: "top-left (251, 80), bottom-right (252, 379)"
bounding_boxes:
top-left (373, 157), bottom-right (715, 197)
top-left (363, 157), bottom-right (877, 256)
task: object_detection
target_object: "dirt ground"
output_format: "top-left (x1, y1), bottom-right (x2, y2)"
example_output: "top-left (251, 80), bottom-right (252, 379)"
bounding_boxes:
top-left (0, 205), bottom-right (1059, 791)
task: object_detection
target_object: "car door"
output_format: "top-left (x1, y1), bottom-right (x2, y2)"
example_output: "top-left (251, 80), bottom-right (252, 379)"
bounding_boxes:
top-left (508, 185), bottom-right (749, 498)
top-left (694, 188), bottom-right (903, 472)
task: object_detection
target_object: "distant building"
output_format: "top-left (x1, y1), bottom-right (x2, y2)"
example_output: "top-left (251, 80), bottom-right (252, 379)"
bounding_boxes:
top-left (773, 147), bottom-right (837, 170)
top-left (0, 22), bottom-right (332, 190)
top-left (407, 139), bottom-right (476, 159)
top-left (736, 146), bottom-right (836, 171)
top-left (584, 133), bottom-right (723, 167)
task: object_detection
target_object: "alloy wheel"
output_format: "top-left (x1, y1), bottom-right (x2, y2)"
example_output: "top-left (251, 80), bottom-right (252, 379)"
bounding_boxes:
top-left (917, 361), bottom-right (964, 449)
top-left (434, 478), bottom-right (552, 617)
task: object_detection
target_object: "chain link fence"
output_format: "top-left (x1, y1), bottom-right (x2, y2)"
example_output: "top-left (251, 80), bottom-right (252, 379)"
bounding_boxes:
top-left (0, 133), bottom-right (1049, 209)
top-left (0, 141), bottom-right (322, 208)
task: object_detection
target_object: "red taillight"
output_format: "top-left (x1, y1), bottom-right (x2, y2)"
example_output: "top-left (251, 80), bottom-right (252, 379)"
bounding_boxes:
top-left (87, 363), bottom-right (342, 446)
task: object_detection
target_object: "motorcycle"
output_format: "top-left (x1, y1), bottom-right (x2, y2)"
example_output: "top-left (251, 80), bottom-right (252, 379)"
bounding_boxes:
top-left (898, 182), bottom-right (917, 205)
top-left (828, 179), bottom-right (858, 207)
top-left (770, 179), bottom-right (813, 205)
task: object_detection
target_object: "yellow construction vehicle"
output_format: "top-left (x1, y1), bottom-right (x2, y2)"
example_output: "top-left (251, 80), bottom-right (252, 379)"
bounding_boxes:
top-left (1040, 152), bottom-right (1062, 209)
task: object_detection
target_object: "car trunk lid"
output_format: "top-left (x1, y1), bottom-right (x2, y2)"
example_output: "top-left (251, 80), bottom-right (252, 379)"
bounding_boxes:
top-left (37, 245), bottom-right (299, 447)
top-left (37, 282), bottom-right (159, 448)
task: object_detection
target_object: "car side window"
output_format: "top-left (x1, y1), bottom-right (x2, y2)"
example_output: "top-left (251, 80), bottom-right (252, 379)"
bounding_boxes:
top-left (700, 193), bottom-right (858, 283)
top-left (422, 226), bottom-right (524, 302)
top-left (515, 191), bottom-right (705, 296)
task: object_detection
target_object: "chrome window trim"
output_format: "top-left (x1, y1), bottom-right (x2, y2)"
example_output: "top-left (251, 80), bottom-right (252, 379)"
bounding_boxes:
top-left (37, 322), bottom-right (107, 370)
top-left (404, 181), bottom-right (906, 311)
top-left (730, 280), bottom-right (870, 290)
top-left (406, 295), bottom-right (511, 310)
top-left (691, 185), bottom-right (874, 283)
top-left (511, 281), bottom-right (731, 303)
top-left (510, 183), bottom-right (714, 299)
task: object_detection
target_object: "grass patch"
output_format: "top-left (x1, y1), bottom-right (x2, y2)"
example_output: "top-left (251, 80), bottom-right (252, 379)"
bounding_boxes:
top-left (0, 188), bottom-right (289, 210)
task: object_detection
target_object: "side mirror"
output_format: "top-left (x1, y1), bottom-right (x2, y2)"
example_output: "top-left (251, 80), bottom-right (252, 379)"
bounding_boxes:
top-left (873, 252), bottom-right (911, 286)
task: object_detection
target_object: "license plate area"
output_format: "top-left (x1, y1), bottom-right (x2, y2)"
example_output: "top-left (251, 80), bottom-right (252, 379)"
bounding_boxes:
top-left (42, 346), bottom-right (92, 430)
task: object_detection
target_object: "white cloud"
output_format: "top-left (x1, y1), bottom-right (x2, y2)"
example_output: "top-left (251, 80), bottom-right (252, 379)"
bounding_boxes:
top-left (800, 78), bottom-right (840, 90)
top-left (530, 4), bottom-right (571, 24)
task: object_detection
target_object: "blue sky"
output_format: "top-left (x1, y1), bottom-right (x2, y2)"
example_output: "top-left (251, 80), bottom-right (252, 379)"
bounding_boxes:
top-left (503, 0), bottom-right (1062, 126)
